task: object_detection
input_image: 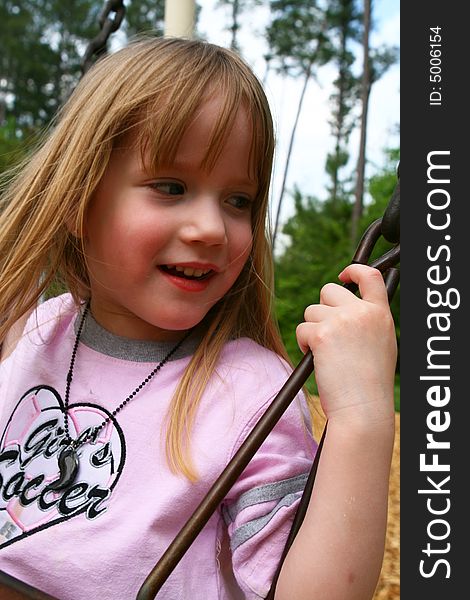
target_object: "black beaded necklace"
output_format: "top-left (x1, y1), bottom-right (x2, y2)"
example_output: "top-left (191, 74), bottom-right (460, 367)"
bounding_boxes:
top-left (49, 301), bottom-right (190, 491)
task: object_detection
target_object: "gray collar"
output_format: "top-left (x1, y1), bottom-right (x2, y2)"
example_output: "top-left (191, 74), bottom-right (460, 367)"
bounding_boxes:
top-left (75, 309), bottom-right (200, 363)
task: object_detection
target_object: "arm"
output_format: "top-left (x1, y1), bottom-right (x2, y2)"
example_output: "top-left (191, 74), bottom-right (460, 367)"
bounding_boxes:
top-left (275, 264), bottom-right (397, 600)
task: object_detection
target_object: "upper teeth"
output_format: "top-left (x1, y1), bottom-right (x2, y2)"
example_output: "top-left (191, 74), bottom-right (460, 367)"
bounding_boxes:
top-left (171, 266), bottom-right (211, 277)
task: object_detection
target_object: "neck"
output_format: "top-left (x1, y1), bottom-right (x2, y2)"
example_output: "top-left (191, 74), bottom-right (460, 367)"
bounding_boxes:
top-left (75, 306), bottom-right (202, 363)
top-left (88, 301), bottom-right (189, 343)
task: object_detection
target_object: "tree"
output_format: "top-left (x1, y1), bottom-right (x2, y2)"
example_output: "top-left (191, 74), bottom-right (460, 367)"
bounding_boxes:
top-left (0, 0), bottom-right (102, 129)
top-left (218, 0), bottom-right (242, 51)
top-left (215, 0), bottom-right (262, 54)
top-left (36, 0), bottom-right (101, 100)
top-left (0, 1), bottom-right (177, 174)
top-left (350, 0), bottom-right (371, 245)
top-left (350, 0), bottom-right (398, 244)
top-left (0, 1), bottom-right (106, 175)
top-left (124, 0), bottom-right (165, 38)
top-left (325, 0), bottom-right (361, 206)
top-left (1, 1), bottom-right (61, 129)
top-left (275, 187), bottom-right (352, 364)
top-left (266, 0), bottom-right (334, 249)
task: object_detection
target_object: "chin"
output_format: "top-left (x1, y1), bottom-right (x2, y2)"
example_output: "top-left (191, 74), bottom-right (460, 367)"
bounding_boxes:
top-left (155, 313), bottom-right (207, 334)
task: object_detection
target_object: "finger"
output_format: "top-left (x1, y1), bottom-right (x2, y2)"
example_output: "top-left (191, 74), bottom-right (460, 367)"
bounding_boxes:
top-left (296, 322), bottom-right (316, 355)
top-left (338, 264), bottom-right (389, 305)
top-left (303, 304), bottom-right (332, 322)
top-left (319, 282), bottom-right (360, 307)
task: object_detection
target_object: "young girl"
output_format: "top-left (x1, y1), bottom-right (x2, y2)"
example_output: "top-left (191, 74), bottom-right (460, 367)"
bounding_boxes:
top-left (0, 37), bottom-right (396, 600)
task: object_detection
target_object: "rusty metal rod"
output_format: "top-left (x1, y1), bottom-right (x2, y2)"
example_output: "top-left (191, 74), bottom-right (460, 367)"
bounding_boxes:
top-left (136, 347), bottom-right (316, 599)
top-left (0, 570), bottom-right (58, 600)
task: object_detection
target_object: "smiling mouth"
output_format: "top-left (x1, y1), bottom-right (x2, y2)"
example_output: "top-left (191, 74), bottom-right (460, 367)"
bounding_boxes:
top-left (160, 265), bottom-right (214, 280)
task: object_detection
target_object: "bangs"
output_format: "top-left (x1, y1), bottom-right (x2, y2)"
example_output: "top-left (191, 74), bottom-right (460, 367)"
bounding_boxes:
top-left (60, 37), bottom-right (274, 235)
top-left (136, 88), bottom-right (271, 188)
top-left (113, 41), bottom-right (274, 203)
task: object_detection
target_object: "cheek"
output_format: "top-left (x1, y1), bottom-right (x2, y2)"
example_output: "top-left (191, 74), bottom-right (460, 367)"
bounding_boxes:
top-left (230, 223), bottom-right (253, 265)
top-left (90, 210), bottom-right (167, 259)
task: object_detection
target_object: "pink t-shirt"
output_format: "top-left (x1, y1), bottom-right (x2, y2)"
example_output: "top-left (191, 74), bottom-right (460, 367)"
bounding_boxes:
top-left (0, 294), bottom-right (316, 599)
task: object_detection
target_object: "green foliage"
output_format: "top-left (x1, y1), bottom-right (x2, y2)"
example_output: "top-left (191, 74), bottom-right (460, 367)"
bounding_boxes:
top-left (0, 1), bottom-right (100, 132)
top-left (1, 1), bottom-right (58, 128)
top-left (266, 0), bottom-right (334, 75)
top-left (124, 0), bottom-right (165, 38)
top-left (0, 118), bottom-right (27, 174)
top-left (0, 1), bottom-right (178, 179)
top-left (275, 186), bottom-right (353, 366)
top-left (369, 45), bottom-right (399, 85)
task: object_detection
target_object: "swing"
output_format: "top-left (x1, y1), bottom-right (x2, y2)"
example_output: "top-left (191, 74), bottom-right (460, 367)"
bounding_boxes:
top-left (0, 3), bottom-right (400, 598)
top-left (135, 167), bottom-right (400, 600)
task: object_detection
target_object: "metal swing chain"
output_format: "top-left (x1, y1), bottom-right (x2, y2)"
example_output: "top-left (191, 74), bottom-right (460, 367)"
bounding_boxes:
top-left (81, 0), bottom-right (126, 74)
top-left (0, 4), bottom-right (128, 600)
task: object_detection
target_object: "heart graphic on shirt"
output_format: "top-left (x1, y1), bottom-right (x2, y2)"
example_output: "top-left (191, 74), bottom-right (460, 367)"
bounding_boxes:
top-left (0, 385), bottom-right (125, 548)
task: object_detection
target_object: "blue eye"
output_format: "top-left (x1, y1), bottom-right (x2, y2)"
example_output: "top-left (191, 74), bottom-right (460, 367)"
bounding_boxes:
top-left (227, 195), bottom-right (252, 210)
top-left (151, 181), bottom-right (185, 195)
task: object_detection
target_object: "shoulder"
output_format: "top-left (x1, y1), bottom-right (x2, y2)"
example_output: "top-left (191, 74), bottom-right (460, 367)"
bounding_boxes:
top-left (191, 336), bottom-right (315, 484)
top-left (1, 311), bottom-right (31, 362)
top-left (1, 293), bottom-right (78, 363)
top-left (218, 338), bottom-right (292, 384)
top-left (23, 293), bottom-right (78, 339)
top-left (211, 338), bottom-right (312, 441)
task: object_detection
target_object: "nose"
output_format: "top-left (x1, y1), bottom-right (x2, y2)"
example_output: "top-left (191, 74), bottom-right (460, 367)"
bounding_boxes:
top-left (179, 197), bottom-right (228, 246)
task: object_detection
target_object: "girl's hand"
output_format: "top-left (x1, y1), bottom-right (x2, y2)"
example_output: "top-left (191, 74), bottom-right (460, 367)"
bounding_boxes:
top-left (296, 264), bottom-right (397, 430)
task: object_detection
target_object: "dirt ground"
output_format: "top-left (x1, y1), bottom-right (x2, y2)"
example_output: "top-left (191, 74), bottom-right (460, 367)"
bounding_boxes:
top-left (310, 402), bottom-right (400, 599)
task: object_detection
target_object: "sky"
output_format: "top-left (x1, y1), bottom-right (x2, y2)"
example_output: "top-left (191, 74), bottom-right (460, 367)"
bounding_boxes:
top-left (197, 0), bottom-right (400, 232)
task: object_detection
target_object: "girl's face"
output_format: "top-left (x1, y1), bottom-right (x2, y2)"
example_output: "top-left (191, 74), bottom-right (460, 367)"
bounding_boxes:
top-left (84, 95), bottom-right (257, 341)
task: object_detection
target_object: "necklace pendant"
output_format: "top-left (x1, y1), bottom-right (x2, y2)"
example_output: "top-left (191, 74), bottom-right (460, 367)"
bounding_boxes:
top-left (49, 444), bottom-right (79, 491)
top-left (57, 306), bottom-right (190, 495)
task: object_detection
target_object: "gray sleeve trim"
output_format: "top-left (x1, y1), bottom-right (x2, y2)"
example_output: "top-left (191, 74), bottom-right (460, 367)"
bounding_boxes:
top-left (229, 491), bottom-right (304, 552)
top-left (224, 472), bottom-right (309, 524)
top-left (222, 472), bottom-right (309, 552)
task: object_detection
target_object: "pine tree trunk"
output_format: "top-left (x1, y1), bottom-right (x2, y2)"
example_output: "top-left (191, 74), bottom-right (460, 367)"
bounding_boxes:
top-left (330, 17), bottom-right (349, 206)
top-left (272, 61), bottom-right (312, 249)
top-left (230, 0), bottom-right (240, 51)
top-left (351, 0), bottom-right (372, 245)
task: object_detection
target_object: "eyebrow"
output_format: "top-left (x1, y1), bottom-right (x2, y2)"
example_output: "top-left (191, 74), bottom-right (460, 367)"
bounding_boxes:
top-left (149, 159), bottom-right (257, 185)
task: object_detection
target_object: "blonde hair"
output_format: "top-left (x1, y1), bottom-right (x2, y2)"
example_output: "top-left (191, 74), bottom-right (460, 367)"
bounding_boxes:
top-left (0, 36), bottom-right (291, 479)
